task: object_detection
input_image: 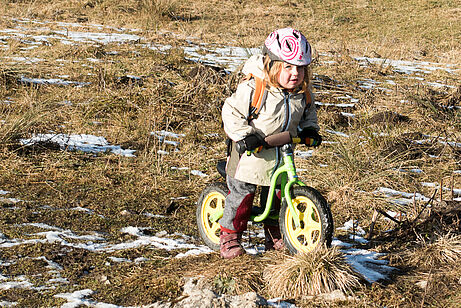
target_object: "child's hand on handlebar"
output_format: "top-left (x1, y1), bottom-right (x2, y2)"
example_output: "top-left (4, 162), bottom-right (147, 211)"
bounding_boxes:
top-left (298, 128), bottom-right (322, 147)
top-left (235, 129), bottom-right (321, 155)
top-left (235, 134), bottom-right (268, 155)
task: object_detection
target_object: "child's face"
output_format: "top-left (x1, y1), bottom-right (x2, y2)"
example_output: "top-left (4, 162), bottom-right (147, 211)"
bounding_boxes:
top-left (278, 63), bottom-right (305, 90)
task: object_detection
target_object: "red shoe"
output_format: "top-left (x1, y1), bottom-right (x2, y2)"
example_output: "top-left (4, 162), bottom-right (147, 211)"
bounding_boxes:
top-left (220, 231), bottom-right (245, 259)
top-left (264, 225), bottom-right (285, 251)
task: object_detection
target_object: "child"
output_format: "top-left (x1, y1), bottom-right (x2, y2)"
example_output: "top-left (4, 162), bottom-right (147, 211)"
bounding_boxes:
top-left (220, 28), bottom-right (322, 259)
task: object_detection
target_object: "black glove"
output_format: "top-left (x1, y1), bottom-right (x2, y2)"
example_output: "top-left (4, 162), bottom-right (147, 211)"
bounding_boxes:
top-left (235, 134), bottom-right (267, 154)
top-left (298, 128), bottom-right (322, 147)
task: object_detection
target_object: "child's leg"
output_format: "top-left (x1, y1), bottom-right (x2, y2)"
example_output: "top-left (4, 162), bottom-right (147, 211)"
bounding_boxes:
top-left (220, 175), bottom-right (256, 233)
top-left (219, 175), bottom-right (256, 259)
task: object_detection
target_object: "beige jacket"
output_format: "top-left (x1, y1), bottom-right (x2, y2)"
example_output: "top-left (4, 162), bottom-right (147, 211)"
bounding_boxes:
top-left (222, 54), bottom-right (319, 186)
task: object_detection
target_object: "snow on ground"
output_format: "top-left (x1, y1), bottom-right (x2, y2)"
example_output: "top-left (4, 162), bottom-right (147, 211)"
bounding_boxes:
top-left (20, 133), bottom-right (136, 157)
top-left (375, 187), bottom-right (431, 205)
top-left (354, 56), bottom-right (458, 75)
top-left (334, 220), bottom-right (394, 283)
top-left (0, 198), bottom-right (395, 285)
top-left (0, 222), bottom-right (213, 256)
top-left (55, 289), bottom-right (136, 308)
top-left (294, 149), bottom-right (314, 159)
top-left (19, 77), bottom-right (91, 87)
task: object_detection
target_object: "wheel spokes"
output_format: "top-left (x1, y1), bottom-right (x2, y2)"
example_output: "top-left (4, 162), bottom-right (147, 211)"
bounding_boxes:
top-left (290, 198), bottom-right (322, 247)
top-left (203, 195), bottom-right (224, 239)
top-left (304, 212), bottom-right (321, 231)
top-left (210, 222), bottom-right (220, 234)
top-left (204, 196), bottom-right (224, 218)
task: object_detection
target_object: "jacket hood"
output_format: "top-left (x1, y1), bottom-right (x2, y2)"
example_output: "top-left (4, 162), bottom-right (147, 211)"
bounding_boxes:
top-left (241, 54), bottom-right (265, 80)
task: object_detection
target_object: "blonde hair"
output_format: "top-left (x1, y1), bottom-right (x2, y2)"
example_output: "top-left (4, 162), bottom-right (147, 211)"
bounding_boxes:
top-left (263, 55), bottom-right (312, 93)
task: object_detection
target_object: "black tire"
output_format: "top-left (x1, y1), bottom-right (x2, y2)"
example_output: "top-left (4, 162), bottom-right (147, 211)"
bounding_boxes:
top-left (280, 186), bottom-right (333, 254)
top-left (196, 182), bottom-right (228, 251)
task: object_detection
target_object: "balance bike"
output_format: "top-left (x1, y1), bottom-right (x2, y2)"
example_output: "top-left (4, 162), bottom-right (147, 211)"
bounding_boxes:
top-left (196, 132), bottom-right (333, 254)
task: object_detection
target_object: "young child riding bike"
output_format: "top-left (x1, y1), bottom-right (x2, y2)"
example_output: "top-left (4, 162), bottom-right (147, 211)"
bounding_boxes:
top-left (220, 28), bottom-right (322, 259)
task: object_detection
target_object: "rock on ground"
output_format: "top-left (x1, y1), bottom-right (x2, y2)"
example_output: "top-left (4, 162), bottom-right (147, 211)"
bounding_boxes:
top-left (146, 276), bottom-right (267, 308)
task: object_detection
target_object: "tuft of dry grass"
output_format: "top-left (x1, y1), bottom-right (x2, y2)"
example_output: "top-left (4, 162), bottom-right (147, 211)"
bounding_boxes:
top-left (405, 233), bottom-right (461, 268)
top-left (263, 247), bottom-right (362, 299)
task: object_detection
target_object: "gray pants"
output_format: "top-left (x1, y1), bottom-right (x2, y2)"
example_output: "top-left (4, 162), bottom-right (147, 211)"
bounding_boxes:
top-left (219, 175), bottom-right (280, 232)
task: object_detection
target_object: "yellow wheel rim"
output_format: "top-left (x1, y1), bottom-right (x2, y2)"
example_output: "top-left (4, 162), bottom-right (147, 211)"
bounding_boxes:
top-left (200, 192), bottom-right (225, 245)
top-left (284, 195), bottom-right (322, 253)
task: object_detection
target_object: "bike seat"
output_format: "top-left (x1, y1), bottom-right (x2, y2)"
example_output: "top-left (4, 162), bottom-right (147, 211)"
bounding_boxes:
top-left (217, 160), bottom-right (227, 178)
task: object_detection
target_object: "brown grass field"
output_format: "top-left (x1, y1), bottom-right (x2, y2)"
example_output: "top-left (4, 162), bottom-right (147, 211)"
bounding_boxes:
top-left (0, 0), bottom-right (460, 307)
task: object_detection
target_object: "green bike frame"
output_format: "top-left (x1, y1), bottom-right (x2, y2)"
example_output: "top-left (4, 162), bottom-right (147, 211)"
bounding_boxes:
top-left (209, 144), bottom-right (304, 228)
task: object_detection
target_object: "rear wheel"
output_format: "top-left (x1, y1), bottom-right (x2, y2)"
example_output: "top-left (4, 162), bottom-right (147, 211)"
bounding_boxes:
top-left (196, 182), bottom-right (227, 251)
top-left (280, 186), bottom-right (333, 254)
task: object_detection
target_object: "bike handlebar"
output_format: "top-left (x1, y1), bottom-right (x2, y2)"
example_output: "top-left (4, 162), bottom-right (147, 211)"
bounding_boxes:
top-left (264, 131), bottom-right (292, 147)
top-left (264, 131), bottom-right (301, 147)
top-left (236, 131), bottom-right (302, 155)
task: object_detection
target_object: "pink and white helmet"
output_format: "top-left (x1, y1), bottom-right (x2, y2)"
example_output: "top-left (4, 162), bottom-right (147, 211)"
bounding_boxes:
top-left (263, 28), bottom-right (312, 66)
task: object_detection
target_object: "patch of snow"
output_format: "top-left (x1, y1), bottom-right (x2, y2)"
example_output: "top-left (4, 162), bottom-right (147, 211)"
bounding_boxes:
top-left (315, 102), bottom-right (356, 108)
top-left (55, 289), bottom-right (136, 308)
top-left (20, 133), bottom-right (136, 157)
top-left (191, 170), bottom-right (208, 177)
top-left (421, 182), bottom-right (460, 196)
top-left (375, 187), bottom-right (431, 203)
top-left (0, 197), bottom-right (24, 204)
top-left (354, 56), bottom-right (458, 75)
top-left (337, 95), bottom-right (359, 103)
top-left (337, 220), bottom-right (366, 235)
top-left (331, 239), bottom-right (355, 248)
top-left (424, 81), bottom-right (456, 89)
top-left (108, 257), bottom-right (132, 263)
top-left (267, 298), bottom-right (298, 307)
top-left (325, 129), bottom-right (350, 138)
top-left (121, 226), bottom-right (146, 237)
top-left (357, 79), bottom-right (392, 93)
top-left (343, 248), bottom-right (393, 283)
top-left (294, 150), bottom-right (314, 159)
top-left (143, 212), bottom-right (167, 218)
top-left (19, 77), bottom-right (90, 87)
top-left (1, 224), bottom-right (213, 257)
top-left (53, 29), bottom-right (141, 45)
top-left (0, 276), bottom-right (34, 290)
top-left (341, 112), bottom-right (356, 118)
top-left (3, 56), bottom-right (43, 64)
top-left (334, 221), bottom-right (395, 282)
top-left (171, 166), bottom-right (189, 171)
top-left (170, 196), bottom-right (189, 200)
top-left (396, 168), bottom-right (423, 174)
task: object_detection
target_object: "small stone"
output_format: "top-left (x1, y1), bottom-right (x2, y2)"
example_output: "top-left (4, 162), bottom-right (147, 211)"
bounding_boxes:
top-left (416, 280), bottom-right (428, 289)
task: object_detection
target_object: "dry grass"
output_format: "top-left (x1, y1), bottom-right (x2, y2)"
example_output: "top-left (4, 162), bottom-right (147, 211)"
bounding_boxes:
top-left (263, 247), bottom-right (362, 299)
top-left (1, 0), bottom-right (460, 62)
top-left (405, 233), bottom-right (461, 267)
top-left (187, 254), bottom-right (267, 295)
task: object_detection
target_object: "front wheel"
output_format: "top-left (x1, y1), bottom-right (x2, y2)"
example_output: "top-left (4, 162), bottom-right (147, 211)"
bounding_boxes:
top-left (280, 186), bottom-right (333, 254)
top-left (196, 182), bottom-right (227, 251)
